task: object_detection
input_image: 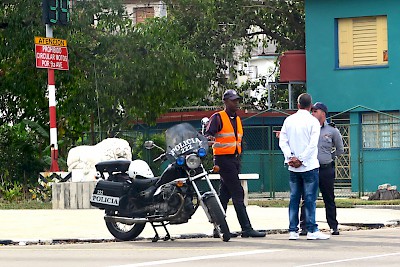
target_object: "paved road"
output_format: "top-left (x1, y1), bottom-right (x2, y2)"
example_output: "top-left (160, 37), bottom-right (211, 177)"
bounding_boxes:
top-left (1, 206), bottom-right (400, 242)
top-left (0, 227), bottom-right (399, 267)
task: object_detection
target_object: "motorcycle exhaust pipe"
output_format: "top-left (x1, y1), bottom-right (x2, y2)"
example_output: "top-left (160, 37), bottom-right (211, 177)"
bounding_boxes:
top-left (104, 194), bottom-right (186, 225)
top-left (104, 216), bottom-right (148, 225)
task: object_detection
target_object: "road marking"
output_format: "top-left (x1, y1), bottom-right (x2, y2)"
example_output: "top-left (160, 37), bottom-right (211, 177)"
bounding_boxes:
top-left (0, 247), bottom-right (241, 252)
top-left (295, 252), bottom-right (400, 267)
top-left (110, 249), bottom-right (283, 267)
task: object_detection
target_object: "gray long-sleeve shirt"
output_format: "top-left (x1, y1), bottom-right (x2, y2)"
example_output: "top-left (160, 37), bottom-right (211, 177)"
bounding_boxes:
top-left (318, 121), bottom-right (344, 164)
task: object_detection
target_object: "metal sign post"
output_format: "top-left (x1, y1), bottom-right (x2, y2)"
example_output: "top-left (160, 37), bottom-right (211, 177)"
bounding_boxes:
top-left (35, 0), bottom-right (70, 172)
top-left (39, 0), bottom-right (70, 172)
top-left (46, 25), bottom-right (59, 172)
top-left (34, 34), bottom-right (69, 171)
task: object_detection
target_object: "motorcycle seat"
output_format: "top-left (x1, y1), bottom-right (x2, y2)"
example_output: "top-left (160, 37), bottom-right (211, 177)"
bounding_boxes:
top-left (132, 176), bottom-right (159, 190)
top-left (95, 160), bottom-right (131, 174)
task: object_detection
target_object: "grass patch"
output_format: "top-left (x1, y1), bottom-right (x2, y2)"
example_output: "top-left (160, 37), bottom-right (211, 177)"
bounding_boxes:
top-left (0, 200), bottom-right (52, 209)
top-left (248, 198), bottom-right (400, 208)
top-left (336, 198), bottom-right (400, 207)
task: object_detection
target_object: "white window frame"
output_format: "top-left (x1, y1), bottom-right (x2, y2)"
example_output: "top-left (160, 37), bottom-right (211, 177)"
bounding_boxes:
top-left (362, 112), bottom-right (400, 148)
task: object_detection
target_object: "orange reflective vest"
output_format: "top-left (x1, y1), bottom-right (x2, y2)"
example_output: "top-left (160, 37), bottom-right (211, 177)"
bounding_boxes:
top-left (213, 111), bottom-right (243, 155)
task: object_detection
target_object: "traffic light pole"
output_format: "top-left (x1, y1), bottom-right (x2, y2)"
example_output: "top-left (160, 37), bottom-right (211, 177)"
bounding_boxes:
top-left (46, 24), bottom-right (60, 172)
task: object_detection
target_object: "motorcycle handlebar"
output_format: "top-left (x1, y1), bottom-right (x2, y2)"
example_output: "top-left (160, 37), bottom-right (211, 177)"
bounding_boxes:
top-left (153, 153), bottom-right (166, 163)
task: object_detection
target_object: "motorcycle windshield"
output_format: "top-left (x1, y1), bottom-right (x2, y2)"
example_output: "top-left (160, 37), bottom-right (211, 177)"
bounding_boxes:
top-left (165, 123), bottom-right (208, 160)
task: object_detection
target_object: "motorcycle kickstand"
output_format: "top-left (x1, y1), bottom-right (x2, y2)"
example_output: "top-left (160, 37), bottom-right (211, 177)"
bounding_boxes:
top-left (150, 221), bottom-right (173, 242)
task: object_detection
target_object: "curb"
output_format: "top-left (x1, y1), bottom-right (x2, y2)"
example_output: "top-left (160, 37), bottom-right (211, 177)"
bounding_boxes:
top-left (0, 238), bottom-right (116, 246)
top-left (1, 223), bottom-right (399, 246)
top-left (340, 219), bottom-right (400, 229)
top-left (354, 205), bottom-right (400, 210)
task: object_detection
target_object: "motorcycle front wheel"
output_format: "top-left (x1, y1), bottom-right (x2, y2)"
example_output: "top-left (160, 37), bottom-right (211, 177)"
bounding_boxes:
top-left (105, 220), bottom-right (146, 241)
top-left (204, 195), bottom-right (231, 242)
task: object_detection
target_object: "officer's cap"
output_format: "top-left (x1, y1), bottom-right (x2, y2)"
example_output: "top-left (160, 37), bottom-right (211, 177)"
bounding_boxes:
top-left (311, 102), bottom-right (328, 114)
top-left (223, 89), bottom-right (241, 101)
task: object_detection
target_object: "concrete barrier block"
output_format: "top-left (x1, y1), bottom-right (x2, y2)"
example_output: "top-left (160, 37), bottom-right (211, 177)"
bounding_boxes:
top-left (69, 182), bottom-right (78, 209)
top-left (52, 181), bottom-right (97, 209)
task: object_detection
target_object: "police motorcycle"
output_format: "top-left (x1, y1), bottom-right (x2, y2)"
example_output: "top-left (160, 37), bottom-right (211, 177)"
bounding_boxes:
top-left (90, 122), bottom-right (231, 242)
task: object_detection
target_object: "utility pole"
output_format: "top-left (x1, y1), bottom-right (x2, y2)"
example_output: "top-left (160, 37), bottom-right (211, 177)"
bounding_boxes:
top-left (40, 0), bottom-right (70, 171)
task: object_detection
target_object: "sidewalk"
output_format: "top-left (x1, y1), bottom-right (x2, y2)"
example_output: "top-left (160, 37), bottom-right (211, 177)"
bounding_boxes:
top-left (1, 206), bottom-right (400, 244)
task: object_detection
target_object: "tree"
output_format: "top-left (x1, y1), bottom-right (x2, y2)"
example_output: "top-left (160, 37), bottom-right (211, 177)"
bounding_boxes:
top-left (0, 1), bottom-right (49, 127)
top-left (0, 0), bottom-right (305, 175)
top-left (91, 18), bottom-right (215, 126)
top-left (1, 0), bottom-right (216, 171)
top-left (164, 0), bottom-right (305, 106)
top-left (1, 0), bottom-right (137, 161)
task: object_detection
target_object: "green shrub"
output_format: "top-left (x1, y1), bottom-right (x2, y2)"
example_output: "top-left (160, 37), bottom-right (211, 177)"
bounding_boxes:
top-left (0, 123), bottom-right (46, 186)
top-left (0, 181), bottom-right (24, 202)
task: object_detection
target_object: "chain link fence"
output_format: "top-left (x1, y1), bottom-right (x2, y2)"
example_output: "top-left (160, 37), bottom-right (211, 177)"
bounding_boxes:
top-left (78, 108), bottom-right (400, 199)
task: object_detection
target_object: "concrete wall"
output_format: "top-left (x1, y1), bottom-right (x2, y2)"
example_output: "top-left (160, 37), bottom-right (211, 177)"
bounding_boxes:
top-left (305, 0), bottom-right (400, 112)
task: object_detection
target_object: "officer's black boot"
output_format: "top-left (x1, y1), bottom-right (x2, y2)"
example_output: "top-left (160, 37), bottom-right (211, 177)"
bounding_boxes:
top-left (234, 203), bottom-right (266, 238)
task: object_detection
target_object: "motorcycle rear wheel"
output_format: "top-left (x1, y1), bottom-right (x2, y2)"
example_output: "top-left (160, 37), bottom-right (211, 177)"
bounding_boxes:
top-left (205, 195), bottom-right (231, 242)
top-left (105, 221), bottom-right (146, 241)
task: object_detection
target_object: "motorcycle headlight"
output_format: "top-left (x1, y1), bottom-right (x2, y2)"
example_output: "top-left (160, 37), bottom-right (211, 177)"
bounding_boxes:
top-left (186, 154), bottom-right (201, 169)
top-left (197, 148), bottom-right (207, 158)
top-left (176, 156), bottom-right (185, 166)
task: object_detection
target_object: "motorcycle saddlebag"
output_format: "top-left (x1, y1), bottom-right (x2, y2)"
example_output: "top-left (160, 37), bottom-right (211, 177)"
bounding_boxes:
top-left (90, 180), bottom-right (129, 210)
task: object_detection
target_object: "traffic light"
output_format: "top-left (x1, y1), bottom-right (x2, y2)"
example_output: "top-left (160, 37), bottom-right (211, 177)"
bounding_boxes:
top-left (42, 0), bottom-right (70, 26)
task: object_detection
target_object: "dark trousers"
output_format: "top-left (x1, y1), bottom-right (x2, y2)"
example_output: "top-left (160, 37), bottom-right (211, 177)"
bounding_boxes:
top-left (300, 164), bottom-right (338, 230)
top-left (214, 154), bottom-right (244, 208)
top-left (214, 154), bottom-right (254, 232)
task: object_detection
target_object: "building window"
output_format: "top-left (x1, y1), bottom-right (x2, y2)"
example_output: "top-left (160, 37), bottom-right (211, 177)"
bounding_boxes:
top-left (338, 15), bottom-right (388, 68)
top-left (362, 112), bottom-right (399, 148)
top-left (135, 7), bottom-right (154, 24)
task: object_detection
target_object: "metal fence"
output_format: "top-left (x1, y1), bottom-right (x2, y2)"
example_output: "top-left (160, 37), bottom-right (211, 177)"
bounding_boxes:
top-left (79, 108), bottom-right (400, 198)
top-left (80, 124), bottom-right (353, 198)
top-left (330, 108), bottom-right (400, 196)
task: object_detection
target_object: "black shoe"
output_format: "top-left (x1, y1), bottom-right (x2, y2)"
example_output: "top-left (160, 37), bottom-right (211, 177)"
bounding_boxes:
top-left (213, 228), bottom-right (239, 238)
top-left (299, 229), bottom-right (308, 236)
top-left (230, 232), bottom-right (240, 238)
top-left (241, 229), bottom-right (266, 238)
top-left (331, 228), bottom-right (340, 235)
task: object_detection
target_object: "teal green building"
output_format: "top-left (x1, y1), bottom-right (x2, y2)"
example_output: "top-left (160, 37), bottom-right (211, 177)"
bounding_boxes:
top-left (306, 0), bottom-right (400, 192)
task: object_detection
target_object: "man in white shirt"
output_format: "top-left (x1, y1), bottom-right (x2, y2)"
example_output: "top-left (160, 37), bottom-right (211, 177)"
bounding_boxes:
top-left (279, 93), bottom-right (330, 240)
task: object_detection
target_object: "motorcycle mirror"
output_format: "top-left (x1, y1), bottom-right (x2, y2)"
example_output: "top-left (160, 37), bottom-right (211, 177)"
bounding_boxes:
top-left (201, 117), bottom-right (209, 126)
top-left (144, 140), bottom-right (165, 152)
top-left (144, 140), bottom-right (154, 150)
top-left (201, 117), bottom-right (210, 135)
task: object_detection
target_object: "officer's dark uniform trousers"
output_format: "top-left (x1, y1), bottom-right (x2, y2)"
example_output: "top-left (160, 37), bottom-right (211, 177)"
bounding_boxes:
top-left (215, 154), bottom-right (253, 232)
top-left (319, 162), bottom-right (338, 229)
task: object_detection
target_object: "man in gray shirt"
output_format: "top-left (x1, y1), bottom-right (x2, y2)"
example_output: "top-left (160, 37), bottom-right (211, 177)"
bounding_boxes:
top-left (300, 102), bottom-right (344, 235)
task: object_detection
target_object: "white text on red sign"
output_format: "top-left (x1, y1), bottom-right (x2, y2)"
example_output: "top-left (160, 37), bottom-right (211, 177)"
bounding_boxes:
top-left (35, 44), bottom-right (69, 71)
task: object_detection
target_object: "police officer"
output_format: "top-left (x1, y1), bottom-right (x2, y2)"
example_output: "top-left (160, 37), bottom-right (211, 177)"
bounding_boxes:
top-left (206, 89), bottom-right (265, 238)
top-left (300, 102), bottom-right (344, 235)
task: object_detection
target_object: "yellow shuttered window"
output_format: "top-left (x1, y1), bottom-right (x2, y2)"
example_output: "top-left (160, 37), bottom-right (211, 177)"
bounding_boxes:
top-left (338, 16), bottom-right (388, 67)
